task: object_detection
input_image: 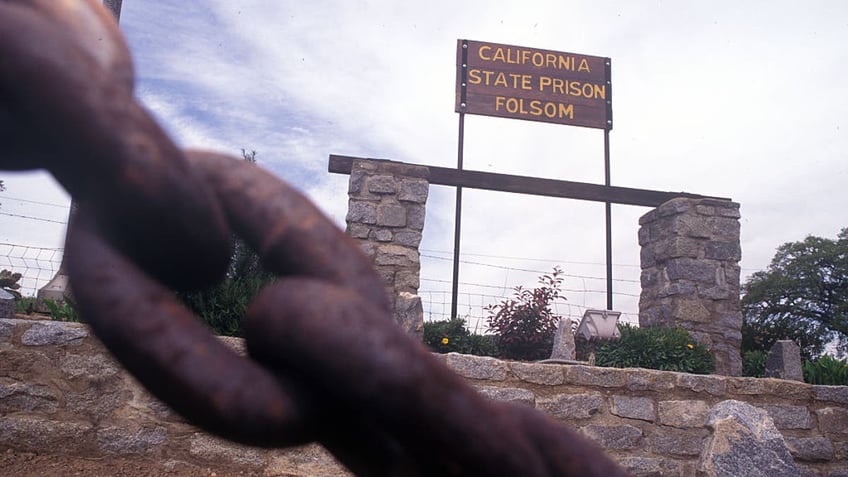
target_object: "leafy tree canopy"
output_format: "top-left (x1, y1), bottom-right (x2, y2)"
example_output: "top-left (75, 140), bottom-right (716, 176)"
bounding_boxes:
top-left (741, 228), bottom-right (848, 358)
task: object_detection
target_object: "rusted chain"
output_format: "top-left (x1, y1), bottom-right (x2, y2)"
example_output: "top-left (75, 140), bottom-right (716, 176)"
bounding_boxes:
top-left (0, 0), bottom-right (231, 288)
top-left (1, 1), bottom-right (632, 476)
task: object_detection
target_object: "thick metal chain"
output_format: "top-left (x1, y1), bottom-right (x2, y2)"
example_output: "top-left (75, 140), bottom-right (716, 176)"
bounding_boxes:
top-left (1, 2), bottom-right (632, 476)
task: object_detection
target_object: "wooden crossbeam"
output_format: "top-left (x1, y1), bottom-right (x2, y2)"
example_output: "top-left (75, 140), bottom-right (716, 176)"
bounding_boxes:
top-left (329, 154), bottom-right (729, 207)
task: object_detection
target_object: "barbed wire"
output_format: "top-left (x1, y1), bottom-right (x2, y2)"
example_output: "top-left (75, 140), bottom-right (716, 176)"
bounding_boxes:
top-left (419, 288), bottom-right (640, 331)
top-left (421, 253), bottom-right (642, 284)
top-left (0, 211), bottom-right (68, 225)
top-left (421, 248), bottom-right (642, 268)
top-left (0, 195), bottom-right (69, 208)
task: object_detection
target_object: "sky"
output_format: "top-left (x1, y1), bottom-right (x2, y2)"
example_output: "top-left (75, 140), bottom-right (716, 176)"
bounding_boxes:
top-left (1, 0), bottom-right (846, 327)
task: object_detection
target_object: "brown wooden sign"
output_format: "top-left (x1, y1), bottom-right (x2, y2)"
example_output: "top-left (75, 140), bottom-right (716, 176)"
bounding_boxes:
top-left (456, 40), bottom-right (612, 129)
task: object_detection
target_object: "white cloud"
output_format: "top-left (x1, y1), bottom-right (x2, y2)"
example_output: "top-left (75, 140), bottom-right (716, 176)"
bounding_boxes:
top-left (4, 0), bottom-right (846, 322)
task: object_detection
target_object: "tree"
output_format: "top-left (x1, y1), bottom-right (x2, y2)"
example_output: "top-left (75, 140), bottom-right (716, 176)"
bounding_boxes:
top-left (741, 228), bottom-right (848, 358)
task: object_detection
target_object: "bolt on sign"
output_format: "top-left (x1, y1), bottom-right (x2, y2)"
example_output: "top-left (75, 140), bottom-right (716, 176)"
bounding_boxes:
top-left (456, 40), bottom-right (612, 129)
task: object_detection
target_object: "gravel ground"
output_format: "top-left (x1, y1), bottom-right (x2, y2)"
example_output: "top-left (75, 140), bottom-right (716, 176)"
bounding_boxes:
top-left (0, 449), bottom-right (283, 477)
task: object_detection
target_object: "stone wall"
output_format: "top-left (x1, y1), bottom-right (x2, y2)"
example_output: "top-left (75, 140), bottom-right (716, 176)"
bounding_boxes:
top-left (344, 159), bottom-right (429, 339)
top-left (2, 318), bottom-right (846, 476)
top-left (638, 197), bottom-right (743, 376)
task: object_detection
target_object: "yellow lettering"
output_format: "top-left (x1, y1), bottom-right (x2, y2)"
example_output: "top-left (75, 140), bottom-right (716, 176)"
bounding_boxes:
top-left (493, 72), bottom-right (508, 87)
top-left (495, 96), bottom-right (574, 120)
top-left (476, 44), bottom-right (594, 75)
top-left (468, 69), bottom-right (482, 85)
top-left (593, 84), bottom-right (606, 99)
top-left (478, 45), bottom-right (491, 60)
top-left (493, 47), bottom-right (506, 63)
top-left (521, 75), bottom-right (532, 90)
top-left (568, 81), bottom-right (582, 96)
top-left (529, 100), bottom-right (543, 116)
top-left (539, 76), bottom-right (551, 91)
top-left (503, 97), bottom-right (519, 113)
top-left (552, 78), bottom-right (565, 94)
top-left (531, 52), bottom-right (543, 67)
top-left (508, 73), bottom-right (521, 88)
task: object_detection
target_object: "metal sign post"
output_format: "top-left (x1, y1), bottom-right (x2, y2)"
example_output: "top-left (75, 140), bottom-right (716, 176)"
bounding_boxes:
top-left (451, 39), bottom-right (614, 316)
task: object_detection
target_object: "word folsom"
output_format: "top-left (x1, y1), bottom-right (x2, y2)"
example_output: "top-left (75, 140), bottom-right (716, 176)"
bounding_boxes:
top-left (494, 96), bottom-right (574, 119)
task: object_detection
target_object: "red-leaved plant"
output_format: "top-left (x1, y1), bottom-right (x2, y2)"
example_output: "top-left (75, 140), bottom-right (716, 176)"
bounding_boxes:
top-left (486, 267), bottom-right (564, 361)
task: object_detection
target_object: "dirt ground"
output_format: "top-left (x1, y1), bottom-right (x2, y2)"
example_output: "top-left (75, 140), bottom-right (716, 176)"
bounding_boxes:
top-left (0, 448), bottom-right (286, 477)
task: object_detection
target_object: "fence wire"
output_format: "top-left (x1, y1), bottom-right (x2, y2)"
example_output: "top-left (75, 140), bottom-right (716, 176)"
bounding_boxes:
top-left (0, 242), bottom-right (63, 297)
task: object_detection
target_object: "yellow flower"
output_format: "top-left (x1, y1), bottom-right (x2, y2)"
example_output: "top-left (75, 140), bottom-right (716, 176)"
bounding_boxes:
top-left (687, 343), bottom-right (694, 349)
top-left (441, 337), bottom-right (449, 345)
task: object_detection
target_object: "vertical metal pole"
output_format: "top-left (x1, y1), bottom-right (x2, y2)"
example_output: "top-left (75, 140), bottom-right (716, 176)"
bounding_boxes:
top-left (451, 40), bottom-right (469, 320)
top-left (603, 57), bottom-right (613, 311)
top-left (103, 0), bottom-right (123, 21)
top-left (451, 114), bottom-right (465, 319)
top-left (604, 129), bottom-right (613, 310)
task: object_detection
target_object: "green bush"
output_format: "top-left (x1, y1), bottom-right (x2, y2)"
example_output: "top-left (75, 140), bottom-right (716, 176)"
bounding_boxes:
top-left (176, 150), bottom-right (275, 337)
top-left (177, 239), bottom-right (274, 336)
top-left (803, 355), bottom-right (848, 385)
top-left (742, 350), bottom-right (767, 377)
top-left (14, 296), bottom-right (36, 315)
top-left (594, 324), bottom-right (715, 374)
top-left (485, 267), bottom-right (564, 361)
top-left (43, 297), bottom-right (81, 323)
top-left (423, 317), bottom-right (497, 357)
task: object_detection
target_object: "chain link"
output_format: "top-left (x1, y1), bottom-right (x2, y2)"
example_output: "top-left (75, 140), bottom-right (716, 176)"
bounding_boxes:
top-left (1, 2), bottom-right (631, 475)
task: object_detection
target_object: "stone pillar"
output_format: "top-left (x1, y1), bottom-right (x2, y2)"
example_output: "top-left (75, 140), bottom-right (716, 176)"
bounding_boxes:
top-left (764, 340), bottom-right (804, 382)
top-left (638, 197), bottom-right (742, 376)
top-left (345, 159), bottom-right (429, 339)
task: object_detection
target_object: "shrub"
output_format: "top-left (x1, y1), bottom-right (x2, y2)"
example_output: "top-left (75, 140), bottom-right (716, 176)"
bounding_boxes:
top-left (176, 150), bottom-right (275, 336)
top-left (43, 297), bottom-right (81, 323)
top-left (14, 296), bottom-right (36, 315)
top-left (803, 355), bottom-right (848, 385)
top-left (177, 239), bottom-right (274, 336)
top-left (594, 324), bottom-right (715, 374)
top-left (485, 267), bottom-right (564, 361)
top-left (742, 350), bottom-right (767, 377)
top-left (423, 317), bottom-right (497, 357)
